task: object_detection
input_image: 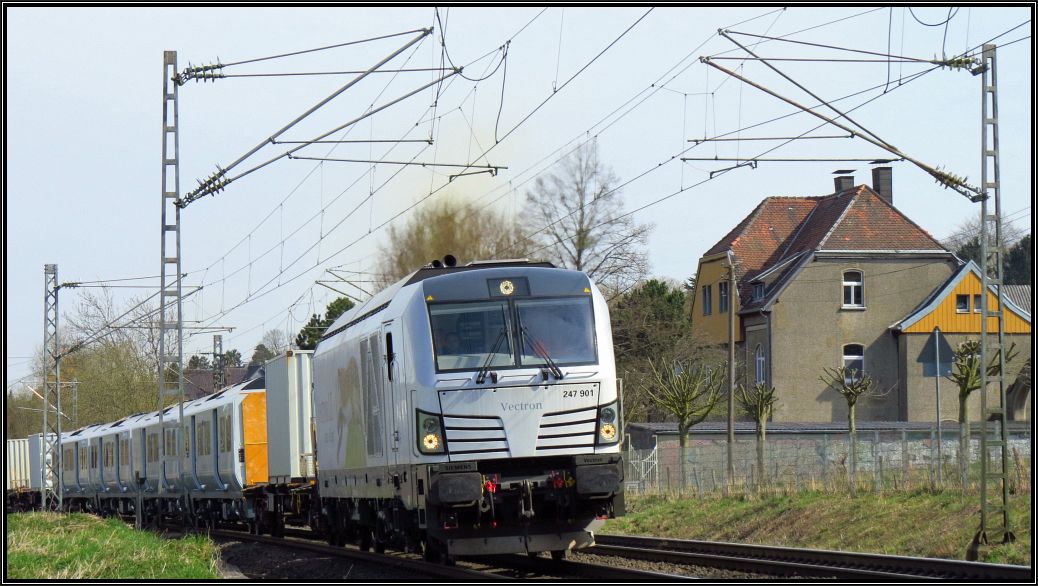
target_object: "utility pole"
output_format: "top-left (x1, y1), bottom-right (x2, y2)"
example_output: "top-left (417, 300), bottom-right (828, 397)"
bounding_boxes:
top-left (973, 43), bottom-right (1014, 552)
top-left (726, 253), bottom-right (737, 483)
top-left (157, 50), bottom-right (186, 511)
top-left (41, 264), bottom-right (62, 510)
top-left (933, 327), bottom-right (943, 486)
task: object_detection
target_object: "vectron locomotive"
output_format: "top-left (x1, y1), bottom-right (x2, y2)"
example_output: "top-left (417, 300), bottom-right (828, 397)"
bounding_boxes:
top-left (314, 259), bottom-right (625, 559)
top-left (23, 259), bottom-right (624, 561)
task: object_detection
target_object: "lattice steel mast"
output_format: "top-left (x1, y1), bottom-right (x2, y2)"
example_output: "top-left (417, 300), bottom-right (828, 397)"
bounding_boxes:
top-left (41, 264), bottom-right (63, 510)
top-left (975, 43), bottom-right (1014, 548)
top-left (157, 51), bottom-right (186, 504)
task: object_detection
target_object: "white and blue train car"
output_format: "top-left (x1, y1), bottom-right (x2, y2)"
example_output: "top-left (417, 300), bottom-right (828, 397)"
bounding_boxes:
top-left (314, 260), bottom-right (625, 560)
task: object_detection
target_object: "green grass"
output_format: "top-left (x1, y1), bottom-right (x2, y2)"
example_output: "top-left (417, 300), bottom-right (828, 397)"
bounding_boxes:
top-left (6, 512), bottom-right (221, 579)
top-left (603, 489), bottom-right (1031, 565)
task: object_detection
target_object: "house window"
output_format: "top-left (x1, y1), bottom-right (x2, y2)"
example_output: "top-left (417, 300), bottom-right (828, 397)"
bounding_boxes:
top-left (719, 282), bottom-right (729, 313)
top-left (843, 344), bottom-right (865, 384)
top-left (755, 344), bottom-right (766, 384)
top-left (842, 271), bottom-right (864, 307)
top-left (973, 294), bottom-right (983, 313)
top-left (956, 294), bottom-right (969, 313)
top-left (752, 283), bottom-right (765, 302)
top-left (702, 285), bottom-right (713, 316)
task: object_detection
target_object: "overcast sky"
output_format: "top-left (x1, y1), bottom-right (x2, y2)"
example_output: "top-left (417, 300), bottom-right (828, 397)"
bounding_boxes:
top-left (6, 6), bottom-right (1032, 390)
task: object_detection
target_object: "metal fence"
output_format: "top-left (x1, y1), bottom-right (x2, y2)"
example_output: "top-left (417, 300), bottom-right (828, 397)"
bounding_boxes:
top-left (623, 426), bottom-right (1033, 496)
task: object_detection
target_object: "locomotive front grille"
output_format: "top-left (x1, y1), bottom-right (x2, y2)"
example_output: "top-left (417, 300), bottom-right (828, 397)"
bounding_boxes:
top-left (443, 415), bottom-right (509, 456)
top-left (536, 407), bottom-right (597, 453)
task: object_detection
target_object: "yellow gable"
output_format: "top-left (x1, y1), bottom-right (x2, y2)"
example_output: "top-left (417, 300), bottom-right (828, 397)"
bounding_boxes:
top-left (902, 270), bottom-right (1031, 334)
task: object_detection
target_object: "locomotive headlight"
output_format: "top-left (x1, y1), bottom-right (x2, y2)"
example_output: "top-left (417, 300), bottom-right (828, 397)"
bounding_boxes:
top-left (416, 410), bottom-right (445, 454)
top-left (597, 401), bottom-right (621, 444)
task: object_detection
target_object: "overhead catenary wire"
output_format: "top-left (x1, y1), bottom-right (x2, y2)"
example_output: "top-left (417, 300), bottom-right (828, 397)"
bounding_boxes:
top-left (186, 10), bottom-right (654, 342)
top-left (178, 28), bottom-right (436, 207)
top-left (196, 12), bottom-right (1029, 352)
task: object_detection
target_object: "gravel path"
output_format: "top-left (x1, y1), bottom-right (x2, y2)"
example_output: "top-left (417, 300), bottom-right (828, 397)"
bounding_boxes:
top-left (567, 549), bottom-right (777, 580)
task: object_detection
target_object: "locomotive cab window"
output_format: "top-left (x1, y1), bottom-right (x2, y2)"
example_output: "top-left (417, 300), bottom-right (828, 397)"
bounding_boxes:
top-left (429, 296), bottom-right (597, 373)
top-left (516, 297), bottom-right (597, 367)
top-left (430, 300), bottom-right (515, 371)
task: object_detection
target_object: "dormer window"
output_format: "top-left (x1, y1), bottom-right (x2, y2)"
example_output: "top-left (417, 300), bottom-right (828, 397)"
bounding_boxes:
top-left (752, 283), bottom-right (765, 302)
top-left (842, 270), bottom-right (864, 308)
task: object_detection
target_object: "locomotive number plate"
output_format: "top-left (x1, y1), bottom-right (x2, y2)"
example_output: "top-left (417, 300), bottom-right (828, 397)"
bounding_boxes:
top-left (561, 387), bottom-right (596, 399)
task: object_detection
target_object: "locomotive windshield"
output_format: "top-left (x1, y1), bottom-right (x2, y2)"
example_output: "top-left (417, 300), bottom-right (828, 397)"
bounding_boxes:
top-left (429, 296), bottom-right (597, 372)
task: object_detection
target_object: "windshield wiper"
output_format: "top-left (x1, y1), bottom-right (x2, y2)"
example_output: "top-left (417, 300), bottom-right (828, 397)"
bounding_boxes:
top-left (521, 326), bottom-right (563, 379)
top-left (476, 328), bottom-right (508, 384)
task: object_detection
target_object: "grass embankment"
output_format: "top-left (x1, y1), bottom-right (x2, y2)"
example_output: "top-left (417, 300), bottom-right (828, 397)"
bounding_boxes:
top-left (6, 512), bottom-right (221, 579)
top-left (602, 489), bottom-right (1031, 565)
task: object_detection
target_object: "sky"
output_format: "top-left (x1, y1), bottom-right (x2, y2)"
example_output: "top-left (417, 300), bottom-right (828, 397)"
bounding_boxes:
top-left (6, 6), bottom-right (1033, 391)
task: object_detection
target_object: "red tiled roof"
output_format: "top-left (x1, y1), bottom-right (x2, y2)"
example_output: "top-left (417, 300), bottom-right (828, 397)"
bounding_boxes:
top-left (703, 184), bottom-right (949, 308)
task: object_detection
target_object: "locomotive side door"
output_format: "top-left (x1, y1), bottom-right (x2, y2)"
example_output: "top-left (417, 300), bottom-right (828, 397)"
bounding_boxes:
top-left (382, 320), bottom-right (403, 469)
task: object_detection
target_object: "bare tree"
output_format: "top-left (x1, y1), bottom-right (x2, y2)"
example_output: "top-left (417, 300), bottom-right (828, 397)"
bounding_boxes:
top-left (641, 357), bottom-right (726, 488)
top-left (260, 328), bottom-right (290, 355)
top-left (950, 339), bottom-right (1018, 485)
top-left (523, 140), bottom-right (653, 299)
top-left (735, 382), bottom-right (778, 488)
top-left (942, 216), bottom-right (1026, 252)
top-left (377, 198), bottom-right (530, 285)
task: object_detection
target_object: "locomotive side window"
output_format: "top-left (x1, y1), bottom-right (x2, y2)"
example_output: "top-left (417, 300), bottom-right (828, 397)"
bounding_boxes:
top-left (429, 301), bottom-right (514, 371)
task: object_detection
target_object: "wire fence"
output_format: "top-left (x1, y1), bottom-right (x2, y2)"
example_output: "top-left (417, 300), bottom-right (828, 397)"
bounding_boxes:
top-left (624, 425), bottom-right (1033, 496)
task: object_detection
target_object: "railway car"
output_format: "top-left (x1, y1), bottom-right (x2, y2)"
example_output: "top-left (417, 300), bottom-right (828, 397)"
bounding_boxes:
top-left (313, 259), bottom-right (625, 561)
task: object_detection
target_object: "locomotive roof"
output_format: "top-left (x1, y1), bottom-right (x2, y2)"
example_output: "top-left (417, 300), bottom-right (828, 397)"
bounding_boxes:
top-left (321, 259), bottom-right (559, 340)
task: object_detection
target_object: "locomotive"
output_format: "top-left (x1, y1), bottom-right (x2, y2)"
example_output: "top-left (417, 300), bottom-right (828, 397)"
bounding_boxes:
top-left (20, 258), bottom-right (624, 561)
top-left (313, 258), bottom-right (625, 560)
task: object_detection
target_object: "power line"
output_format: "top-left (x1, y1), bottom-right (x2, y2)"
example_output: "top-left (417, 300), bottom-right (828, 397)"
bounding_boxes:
top-left (907, 7), bottom-right (960, 27)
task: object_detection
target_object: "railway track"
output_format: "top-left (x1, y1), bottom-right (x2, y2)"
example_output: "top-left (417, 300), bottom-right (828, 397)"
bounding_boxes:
top-left (590, 534), bottom-right (1034, 580)
top-left (209, 526), bottom-right (690, 581)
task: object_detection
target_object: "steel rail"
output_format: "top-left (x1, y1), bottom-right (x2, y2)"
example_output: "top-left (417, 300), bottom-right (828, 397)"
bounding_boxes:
top-left (592, 535), bottom-right (1034, 581)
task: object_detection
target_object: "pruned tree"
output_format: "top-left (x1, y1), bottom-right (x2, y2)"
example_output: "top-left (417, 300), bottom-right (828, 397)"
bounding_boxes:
top-left (818, 366), bottom-right (887, 487)
top-left (735, 382), bottom-right (778, 487)
top-left (377, 198), bottom-right (530, 285)
top-left (641, 357), bottom-right (726, 488)
top-left (523, 140), bottom-right (653, 299)
top-left (950, 339), bottom-right (1019, 484)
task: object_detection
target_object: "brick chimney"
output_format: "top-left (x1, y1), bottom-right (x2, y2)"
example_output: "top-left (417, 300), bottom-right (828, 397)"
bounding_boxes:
top-left (834, 175), bottom-right (855, 193)
top-left (872, 166), bottom-right (893, 206)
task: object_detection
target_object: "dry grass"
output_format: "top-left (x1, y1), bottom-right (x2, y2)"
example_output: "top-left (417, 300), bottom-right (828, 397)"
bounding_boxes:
top-left (602, 489), bottom-right (1031, 565)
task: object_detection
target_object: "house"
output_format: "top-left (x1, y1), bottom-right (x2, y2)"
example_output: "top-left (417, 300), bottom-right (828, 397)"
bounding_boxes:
top-left (691, 167), bottom-right (1031, 423)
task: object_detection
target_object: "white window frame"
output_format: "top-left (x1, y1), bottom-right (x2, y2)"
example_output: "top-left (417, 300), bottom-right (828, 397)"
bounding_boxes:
top-left (754, 344), bottom-right (766, 384)
top-left (702, 285), bottom-right (713, 316)
top-left (843, 344), bottom-right (865, 384)
top-left (842, 270), bottom-right (864, 308)
top-left (955, 294), bottom-right (970, 313)
top-left (973, 294), bottom-right (982, 313)
top-left (719, 281), bottom-right (729, 313)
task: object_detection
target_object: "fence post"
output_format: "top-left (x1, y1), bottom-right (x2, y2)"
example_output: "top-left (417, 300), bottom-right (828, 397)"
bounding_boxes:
top-left (901, 429), bottom-right (909, 490)
top-left (794, 439), bottom-right (801, 492)
top-left (822, 435), bottom-right (830, 488)
top-left (873, 430), bottom-right (880, 492)
top-left (878, 455), bottom-right (884, 492)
